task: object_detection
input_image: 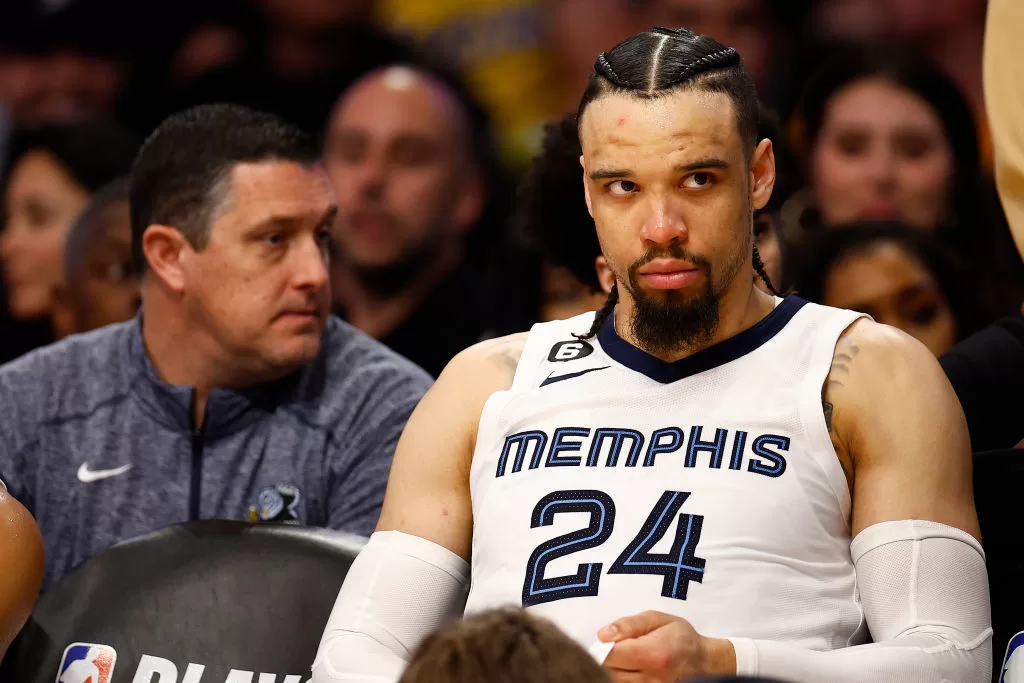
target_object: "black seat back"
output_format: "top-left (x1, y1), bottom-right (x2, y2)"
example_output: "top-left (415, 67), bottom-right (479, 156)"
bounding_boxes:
top-left (973, 448), bottom-right (1024, 681)
top-left (0, 521), bottom-right (362, 683)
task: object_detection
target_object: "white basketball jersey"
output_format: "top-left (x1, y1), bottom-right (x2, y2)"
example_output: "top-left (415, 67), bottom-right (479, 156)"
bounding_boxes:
top-left (464, 297), bottom-right (870, 653)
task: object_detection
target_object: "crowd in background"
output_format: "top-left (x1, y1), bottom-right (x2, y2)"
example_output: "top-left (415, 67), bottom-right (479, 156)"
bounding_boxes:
top-left (1, 0), bottom-right (1022, 376)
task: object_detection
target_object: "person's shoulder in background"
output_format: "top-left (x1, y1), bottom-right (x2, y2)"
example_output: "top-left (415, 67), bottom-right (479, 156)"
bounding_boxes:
top-left (0, 319), bottom-right (137, 424)
top-left (291, 314), bottom-right (433, 437)
top-left (940, 315), bottom-right (1024, 452)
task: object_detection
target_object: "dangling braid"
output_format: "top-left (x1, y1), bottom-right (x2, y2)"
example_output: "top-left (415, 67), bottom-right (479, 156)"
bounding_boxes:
top-left (752, 244), bottom-right (780, 296)
top-left (575, 284), bottom-right (618, 340)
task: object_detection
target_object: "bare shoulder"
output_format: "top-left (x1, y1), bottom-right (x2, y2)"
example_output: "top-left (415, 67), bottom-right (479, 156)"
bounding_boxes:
top-left (398, 331), bottom-right (529, 453)
top-left (0, 488), bottom-right (44, 657)
top-left (438, 332), bottom-right (529, 393)
top-left (375, 332), bottom-right (530, 553)
top-left (828, 317), bottom-right (951, 394)
top-left (824, 318), bottom-right (967, 467)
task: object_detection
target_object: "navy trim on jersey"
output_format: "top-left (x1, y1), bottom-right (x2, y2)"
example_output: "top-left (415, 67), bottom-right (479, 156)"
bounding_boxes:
top-left (597, 296), bottom-right (809, 383)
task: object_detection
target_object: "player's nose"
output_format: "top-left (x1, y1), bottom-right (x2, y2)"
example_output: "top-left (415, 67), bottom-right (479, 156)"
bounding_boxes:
top-left (639, 195), bottom-right (689, 246)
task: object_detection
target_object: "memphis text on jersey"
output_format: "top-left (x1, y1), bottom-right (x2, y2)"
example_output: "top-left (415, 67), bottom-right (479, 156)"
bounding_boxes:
top-left (495, 424), bottom-right (788, 479)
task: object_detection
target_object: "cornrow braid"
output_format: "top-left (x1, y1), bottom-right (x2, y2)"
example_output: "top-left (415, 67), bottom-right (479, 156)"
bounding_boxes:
top-left (575, 283), bottom-right (618, 340)
top-left (595, 52), bottom-right (624, 87)
top-left (677, 48), bottom-right (740, 82)
top-left (752, 244), bottom-right (780, 296)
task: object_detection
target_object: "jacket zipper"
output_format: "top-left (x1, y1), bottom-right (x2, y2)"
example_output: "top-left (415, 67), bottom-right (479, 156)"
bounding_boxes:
top-left (189, 393), bottom-right (205, 521)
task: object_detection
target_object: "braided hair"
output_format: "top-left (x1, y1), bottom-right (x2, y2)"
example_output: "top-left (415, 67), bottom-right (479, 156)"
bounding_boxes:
top-left (579, 27), bottom-right (758, 155)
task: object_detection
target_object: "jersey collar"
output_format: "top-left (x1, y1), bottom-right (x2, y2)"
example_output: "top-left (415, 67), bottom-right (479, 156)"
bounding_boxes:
top-left (597, 296), bottom-right (808, 383)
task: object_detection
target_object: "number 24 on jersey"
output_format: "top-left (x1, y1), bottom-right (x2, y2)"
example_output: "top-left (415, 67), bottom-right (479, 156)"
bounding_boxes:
top-left (522, 489), bottom-right (706, 606)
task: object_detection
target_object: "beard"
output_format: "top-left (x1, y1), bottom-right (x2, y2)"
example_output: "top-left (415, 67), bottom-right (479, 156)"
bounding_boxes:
top-left (622, 243), bottom-right (745, 356)
top-left (338, 230), bottom-right (445, 299)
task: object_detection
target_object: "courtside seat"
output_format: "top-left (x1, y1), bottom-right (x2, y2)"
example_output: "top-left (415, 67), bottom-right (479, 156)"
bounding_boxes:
top-left (973, 448), bottom-right (1024, 681)
top-left (0, 520), bottom-right (364, 683)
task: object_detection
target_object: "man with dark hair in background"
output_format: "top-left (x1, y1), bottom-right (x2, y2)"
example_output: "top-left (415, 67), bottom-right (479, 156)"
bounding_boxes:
top-left (314, 28), bottom-right (989, 683)
top-left (323, 64), bottom-right (504, 377)
top-left (0, 103), bottom-right (432, 588)
top-left (54, 177), bottom-right (140, 335)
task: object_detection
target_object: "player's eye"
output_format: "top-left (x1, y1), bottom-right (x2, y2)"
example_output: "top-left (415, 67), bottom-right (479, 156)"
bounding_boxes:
top-left (607, 180), bottom-right (638, 196)
top-left (264, 233), bottom-right (285, 245)
top-left (683, 172), bottom-right (714, 189)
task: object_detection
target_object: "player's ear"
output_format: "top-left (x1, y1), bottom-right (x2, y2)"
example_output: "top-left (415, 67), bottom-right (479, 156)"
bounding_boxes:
top-left (581, 155), bottom-right (594, 217)
top-left (750, 138), bottom-right (776, 213)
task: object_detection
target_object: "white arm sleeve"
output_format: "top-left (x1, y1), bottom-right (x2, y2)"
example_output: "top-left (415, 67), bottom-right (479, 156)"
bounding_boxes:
top-left (729, 520), bottom-right (992, 683)
top-left (311, 531), bottom-right (470, 683)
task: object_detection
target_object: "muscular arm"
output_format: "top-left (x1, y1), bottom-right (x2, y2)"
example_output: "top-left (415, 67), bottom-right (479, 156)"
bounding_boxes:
top-left (0, 480), bottom-right (44, 662)
top-left (313, 334), bottom-right (527, 683)
top-left (827, 320), bottom-right (979, 538)
top-left (375, 333), bottom-right (527, 559)
top-left (730, 320), bottom-right (991, 682)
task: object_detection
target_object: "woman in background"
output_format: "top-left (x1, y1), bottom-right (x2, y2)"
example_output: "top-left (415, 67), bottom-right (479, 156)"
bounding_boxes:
top-left (794, 221), bottom-right (984, 358)
top-left (791, 43), bottom-right (1024, 317)
top-left (0, 123), bottom-right (137, 361)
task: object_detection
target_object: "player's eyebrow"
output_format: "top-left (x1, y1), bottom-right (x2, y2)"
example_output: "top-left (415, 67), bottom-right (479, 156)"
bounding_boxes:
top-left (589, 168), bottom-right (634, 181)
top-left (674, 157), bottom-right (730, 173)
top-left (589, 157), bottom-right (730, 181)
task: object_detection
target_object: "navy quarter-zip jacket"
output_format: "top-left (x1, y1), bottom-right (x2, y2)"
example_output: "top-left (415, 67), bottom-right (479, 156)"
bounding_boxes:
top-left (0, 314), bottom-right (432, 587)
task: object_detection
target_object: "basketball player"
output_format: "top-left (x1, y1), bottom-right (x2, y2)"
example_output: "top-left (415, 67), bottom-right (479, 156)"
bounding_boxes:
top-left (313, 28), bottom-right (991, 682)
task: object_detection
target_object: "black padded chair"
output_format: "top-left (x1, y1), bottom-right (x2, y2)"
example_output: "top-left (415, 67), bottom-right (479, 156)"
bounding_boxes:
top-left (973, 448), bottom-right (1024, 681)
top-left (0, 520), bottom-right (364, 683)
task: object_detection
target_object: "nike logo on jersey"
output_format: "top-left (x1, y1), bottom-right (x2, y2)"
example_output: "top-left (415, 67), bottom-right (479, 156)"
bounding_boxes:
top-left (541, 366), bottom-right (610, 387)
top-left (77, 462), bottom-right (132, 483)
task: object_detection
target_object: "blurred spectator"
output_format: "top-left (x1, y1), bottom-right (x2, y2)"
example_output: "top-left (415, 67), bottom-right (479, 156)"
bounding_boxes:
top-left (56, 177), bottom-right (138, 335)
top-left (375, 0), bottom-right (558, 168)
top-left (794, 221), bottom-right (983, 357)
top-left (809, 0), bottom-right (887, 42)
top-left (0, 122), bottom-right (137, 359)
top-left (149, 5), bottom-right (416, 136)
top-left (540, 0), bottom-right (635, 115)
top-left (633, 0), bottom-right (775, 90)
top-left (324, 64), bottom-right (510, 376)
top-left (791, 43), bottom-right (1024, 316)
top-left (399, 607), bottom-right (612, 683)
top-left (0, 0), bottom-right (134, 127)
top-left (886, 0), bottom-right (987, 131)
top-left (254, 0), bottom-right (375, 79)
top-left (936, 0), bottom-right (1024, 454)
top-left (514, 114), bottom-right (604, 321)
top-left (754, 104), bottom-right (802, 293)
top-left (0, 104), bottom-right (432, 587)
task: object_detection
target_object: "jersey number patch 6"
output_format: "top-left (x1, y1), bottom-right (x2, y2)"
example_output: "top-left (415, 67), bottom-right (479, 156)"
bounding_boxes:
top-left (522, 489), bottom-right (706, 606)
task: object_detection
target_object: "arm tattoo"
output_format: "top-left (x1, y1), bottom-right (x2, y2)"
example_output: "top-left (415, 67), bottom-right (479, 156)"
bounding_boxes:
top-left (823, 401), bottom-right (834, 433)
top-left (823, 335), bottom-right (862, 430)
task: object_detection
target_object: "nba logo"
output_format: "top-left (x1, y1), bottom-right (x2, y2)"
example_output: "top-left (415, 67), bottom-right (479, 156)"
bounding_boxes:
top-left (55, 642), bottom-right (116, 683)
top-left (1003, 631), bottom-right (1024, 683)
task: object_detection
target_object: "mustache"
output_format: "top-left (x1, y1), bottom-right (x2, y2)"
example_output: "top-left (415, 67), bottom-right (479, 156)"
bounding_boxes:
top-left (629, 244), bottom-right (713, 274)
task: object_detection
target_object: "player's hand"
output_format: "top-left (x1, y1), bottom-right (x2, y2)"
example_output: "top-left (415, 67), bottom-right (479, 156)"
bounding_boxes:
top-left (598, 610), bottom-right (735, 682)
